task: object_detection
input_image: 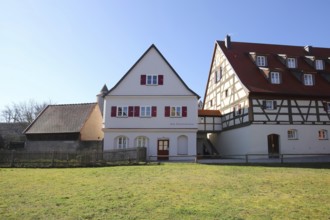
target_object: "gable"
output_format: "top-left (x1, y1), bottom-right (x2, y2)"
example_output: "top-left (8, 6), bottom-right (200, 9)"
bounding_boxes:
top-left (106, 45), bottom-right (199, 98)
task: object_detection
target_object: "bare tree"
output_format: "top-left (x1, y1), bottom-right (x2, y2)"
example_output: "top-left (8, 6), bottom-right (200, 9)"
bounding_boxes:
top-left (0, 100), bottom-right (51, 124)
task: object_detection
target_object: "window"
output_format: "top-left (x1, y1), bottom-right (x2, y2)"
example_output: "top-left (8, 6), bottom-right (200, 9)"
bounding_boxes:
top-left (318, 130), bottom-right (328, 140)
top-left (315, 59), bottom-right (324, 70)
top-left (209, 100), bottom-right (213, 107)
top-left (303, 74), bottom-right (314, 86)
top-left (234, 104), bottom-right (242, 115)
top-left (165, 106), bottom-right (187, 117)
top-left (140, 75), bottom-right (163, 85)
top-left (270, 72), bottom-right (281, 84)
top-left (117, 136), bottom-right (128, 149)
top-left (117, 106), bottom-right (128, 117)
top-left (287, 58), bottom-right (297, 68)
top-left (140, 106), bottom-right (151, 117)
top-left (215, 67), bottom-right (222, 83)
top-left (288, 129), bottom-right (298, 140)
top-left (263, 100), bottom-right (277, 110)
top-left (136, 136), bottom-right (148, 147)
top-left (324, 102), bottom-right (330, 112)
top-left (256, 56), bottom-right (267, 67)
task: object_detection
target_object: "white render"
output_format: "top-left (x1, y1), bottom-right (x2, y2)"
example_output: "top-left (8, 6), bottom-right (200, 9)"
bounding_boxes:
top-left (102, 45), bottom-right (199, 160)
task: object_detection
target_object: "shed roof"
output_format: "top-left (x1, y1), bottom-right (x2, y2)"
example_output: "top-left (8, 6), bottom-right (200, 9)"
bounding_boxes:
top-left (24, 103), bottom-right (97, 134)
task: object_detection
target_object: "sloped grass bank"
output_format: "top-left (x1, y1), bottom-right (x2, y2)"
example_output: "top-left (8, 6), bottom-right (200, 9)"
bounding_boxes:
top-left (0, 163), bottom-right (329, 219)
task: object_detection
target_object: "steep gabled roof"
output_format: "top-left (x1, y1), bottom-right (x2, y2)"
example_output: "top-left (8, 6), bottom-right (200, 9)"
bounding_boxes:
top-left (24, 103), bottom-right (97, 134)
top-left (216, 40), bottom-right (330, 98)
top-left (104, 44), bottom-right (200, 98)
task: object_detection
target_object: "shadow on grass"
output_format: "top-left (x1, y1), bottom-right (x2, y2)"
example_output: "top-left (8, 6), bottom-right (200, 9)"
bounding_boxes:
top-left (202, 162), bottom-right (330, 169)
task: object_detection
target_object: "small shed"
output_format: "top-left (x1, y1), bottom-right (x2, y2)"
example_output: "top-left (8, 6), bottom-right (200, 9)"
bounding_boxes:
top-left (23, 103), bottom-right (103, 152)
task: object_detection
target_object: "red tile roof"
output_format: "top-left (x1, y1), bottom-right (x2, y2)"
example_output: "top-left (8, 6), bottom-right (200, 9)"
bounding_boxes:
top-left (217, 41), bottom-right (330, 98)
top-left (198, 109), bottom-right (221, 117)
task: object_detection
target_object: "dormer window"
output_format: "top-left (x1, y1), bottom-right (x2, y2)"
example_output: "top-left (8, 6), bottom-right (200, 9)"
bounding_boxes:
top-left (303, 74), bottom-right (314, 86)
top-left (287, 58), bottom-right (297, 68)
top-left (256, 56), bottom-right (267, 67)
top-left (315, 59), bottom-right (324, 70)
top-left (270, 72), bottom-right (281, 84)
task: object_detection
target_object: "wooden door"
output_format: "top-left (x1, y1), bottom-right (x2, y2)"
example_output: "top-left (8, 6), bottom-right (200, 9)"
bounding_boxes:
top-left (157, 140), bottom-right (169, 160)
top-left (268, 134), bottom-right (279, 158)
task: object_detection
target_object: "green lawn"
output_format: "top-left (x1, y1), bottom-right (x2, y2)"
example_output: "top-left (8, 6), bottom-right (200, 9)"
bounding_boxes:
top-left (0, 163), bottom-right (329, 220)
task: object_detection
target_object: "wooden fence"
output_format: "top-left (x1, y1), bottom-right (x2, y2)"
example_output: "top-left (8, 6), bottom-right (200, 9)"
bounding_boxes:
top-left (0, 147), bottom-right (147, 168)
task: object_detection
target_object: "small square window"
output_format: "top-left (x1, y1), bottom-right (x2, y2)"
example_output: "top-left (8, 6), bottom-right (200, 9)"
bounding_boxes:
top-left (315, 60), bottom-right (324, 70)
top-left (140, 106), bottom-right (151, 117)
top-left (303, 74), bottom-right (314, 86)
top-left (288, 129), bottom-right (298, 140)
top-left (318, 130), bottom-right (328, 140)
top-left (270, 72), bottom-right (281, 84)
top-left (256, 56), bottom-right (267, 67)
top-left (146, 75), bottom-right (158, 85)
top-left (287, 58), bottom-right (297, 68)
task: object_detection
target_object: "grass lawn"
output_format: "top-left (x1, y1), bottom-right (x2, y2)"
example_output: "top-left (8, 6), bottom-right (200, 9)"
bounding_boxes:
top-left (0, 163), bottom-right (329, 220)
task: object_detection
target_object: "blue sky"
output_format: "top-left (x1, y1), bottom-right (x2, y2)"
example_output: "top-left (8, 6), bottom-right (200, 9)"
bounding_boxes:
top-left (0, 0), bottom-right (330, 110)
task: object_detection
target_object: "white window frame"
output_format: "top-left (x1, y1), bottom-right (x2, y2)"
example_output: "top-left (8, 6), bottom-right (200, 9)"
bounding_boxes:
top-left (117, 106), bottom-right (128, 117)
top-left (287, 58), bottom-right (297, 68)
top-left (270, 72), bottom-right (281, 84)
top-left (318, 130), bottom-right (328, 140)
top-left (315, 59), bottom-right (324, 70)
top-left (170, 106), bottom-right (182, 117)
top-left (140, 106), bottom-right (151, 117)
top-left (265, 100), bottom-right (275, 110)
top-left (288, 129), bottom-right (298, 140)
top-left (146, 75), bottom-right (158, 85)
top-left (303, 74), bottom-right (314, 86)
top-left (256, 56), bottom-right (266, 67)
top-left (117, 136), bottom-right (129, 149)
top-left (136, 136), bottom-right (148, 147)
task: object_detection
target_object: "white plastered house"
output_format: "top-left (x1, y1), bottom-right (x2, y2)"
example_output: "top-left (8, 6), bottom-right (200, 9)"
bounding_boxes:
top-left (101, 44), bottom-right (200, 160)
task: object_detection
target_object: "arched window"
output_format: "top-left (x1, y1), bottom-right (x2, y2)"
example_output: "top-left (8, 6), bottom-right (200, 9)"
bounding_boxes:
top-left (135, 136), bottom-right (149, 148)
top-left (116, 136), bottom-right (129, 149)
top-left (177, 135), bottom-right (188, 155)
top-left (318, 129), bottom-right (328, 140)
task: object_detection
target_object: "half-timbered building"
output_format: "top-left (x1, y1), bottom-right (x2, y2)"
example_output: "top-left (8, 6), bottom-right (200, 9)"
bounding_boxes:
top-left (204, 36), bottom-right (330, 157)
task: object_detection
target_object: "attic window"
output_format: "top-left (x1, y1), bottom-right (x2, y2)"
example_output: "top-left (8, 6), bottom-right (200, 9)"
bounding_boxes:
top-left (270, 72), bottom-right (281, 84)
top-left (256, 56), bottom-right (267, 67)
top-left (315, 59), bottom-right (324, 70)
top-left (303, 74), bottom-right (314, 86)
top-left (287, 58), bottom-right (297, 68)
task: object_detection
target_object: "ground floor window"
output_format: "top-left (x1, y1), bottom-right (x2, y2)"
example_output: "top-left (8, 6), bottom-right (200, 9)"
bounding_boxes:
top-left (117, 136), bottom-right (129, 149)
top-left (135, 136), bottom-right (149, 147)
top-left (318, 129), bottom-right (328, 140)
top-left (287, 129), bottom-right (298, 140)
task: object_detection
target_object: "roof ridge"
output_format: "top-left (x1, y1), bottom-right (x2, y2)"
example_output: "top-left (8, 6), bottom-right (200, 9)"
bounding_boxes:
top-left (48, 102), bottom-right (97, 107)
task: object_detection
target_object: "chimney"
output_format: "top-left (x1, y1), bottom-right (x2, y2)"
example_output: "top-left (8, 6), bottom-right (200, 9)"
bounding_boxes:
top-left (225, 35), bottom-right (231, 49)
top-left (304, 45), bottom-right (312, 53)
top-left (97, 84), bottom-right (108, 116)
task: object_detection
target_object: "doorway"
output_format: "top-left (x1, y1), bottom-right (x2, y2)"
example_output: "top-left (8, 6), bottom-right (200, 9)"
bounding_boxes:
top-left (267, 134), bottom-right (279, 158)
top-left (157, 140), bottom-right (169, 160)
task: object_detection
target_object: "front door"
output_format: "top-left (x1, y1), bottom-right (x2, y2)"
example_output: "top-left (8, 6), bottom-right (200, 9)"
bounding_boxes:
top-left (268, 134), bottom-right (279, 158)
top-left (157, 140), bottom-right (169, 160)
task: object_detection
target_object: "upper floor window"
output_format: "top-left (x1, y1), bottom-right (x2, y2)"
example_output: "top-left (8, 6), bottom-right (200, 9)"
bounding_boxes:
top-left (140, 75), bottom-right (164, 85)
top-left (263, 100), bottom-right (277, 110)
top-left (117, 106), bottom-right (128, 117)
top-left (270, 72), bottom-right (281, 84)
top-left (117, 136), bottom-right (129, 149)
top-left (318, 129), bottom-right (328, 140)
top-left (288, 129), bottom-right (298, 140)
top-left (140, 106), bottom-right (151, 117)
top-left (234, 104), bottom-right (242, 116)
top-left (287, 58), bottom-right (297, 68)
top-left (165, 106), bottom-right (187, 117)
top-left (256, 56), bottom-right (267, 67)
top-left (303, 74), bottom-right (314, 86)
top-left (215, 67), bottom-right (222, 83)
top-left (315, 59), bottom-right (324, 70)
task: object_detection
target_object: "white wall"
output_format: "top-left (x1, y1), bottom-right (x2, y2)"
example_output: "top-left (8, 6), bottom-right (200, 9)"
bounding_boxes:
top-left (215, 124), bottom-right (330, 155)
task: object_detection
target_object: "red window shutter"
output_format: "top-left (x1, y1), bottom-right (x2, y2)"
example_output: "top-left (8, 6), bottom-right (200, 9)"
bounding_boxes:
top-left (134, 106), bottom-right (140, 117)
top-left (140, 75), bottom-right (146, 85)
top-left (182, 106), bottom-right (187, 117)
top-left (111, 106), bottom-right (117, 117)
top-left (165, 106), bottom-right (170, 117)
top-left (152, 106), bottom-right (157, 117)
top-left (128, 106), bottom-right (134, 117)
top-left (158, 75), bottom-right (164, 85)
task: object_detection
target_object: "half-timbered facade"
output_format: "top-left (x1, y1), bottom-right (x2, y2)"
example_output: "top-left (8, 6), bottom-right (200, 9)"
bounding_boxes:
top-left (102, 44), bottom-right (199, 160)
top-left (204, 36), bottom-right (330, 157)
